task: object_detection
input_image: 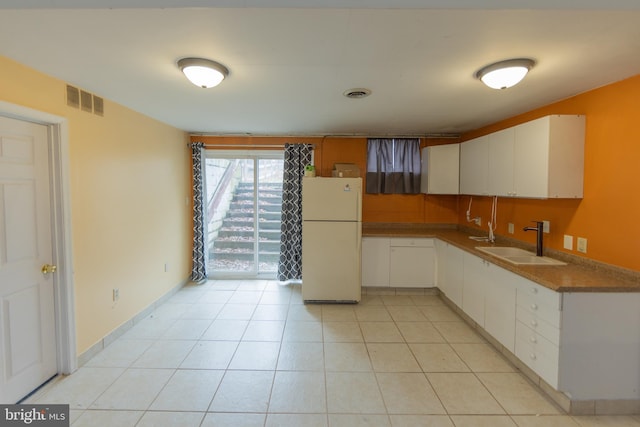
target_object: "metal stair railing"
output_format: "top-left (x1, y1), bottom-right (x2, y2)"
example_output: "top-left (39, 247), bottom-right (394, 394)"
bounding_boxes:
top-left (206, 159), bottom-right (239, 225)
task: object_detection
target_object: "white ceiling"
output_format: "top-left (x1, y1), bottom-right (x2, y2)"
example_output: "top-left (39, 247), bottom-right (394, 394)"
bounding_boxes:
top-left (1, 1), bottom-right (640, 136)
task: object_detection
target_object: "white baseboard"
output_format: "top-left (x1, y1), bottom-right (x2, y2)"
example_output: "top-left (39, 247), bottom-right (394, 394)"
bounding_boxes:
top-left (77, 278), bottom-right (189, 367)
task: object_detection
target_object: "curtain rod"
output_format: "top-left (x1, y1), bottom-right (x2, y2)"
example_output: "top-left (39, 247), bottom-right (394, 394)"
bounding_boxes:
top-left (192, 143), bottom-right (316, 148)
top-left (190, 134), bottom-right (460, 139)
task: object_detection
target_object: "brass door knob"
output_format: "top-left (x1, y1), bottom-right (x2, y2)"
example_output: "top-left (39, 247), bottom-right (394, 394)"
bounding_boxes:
top-left (41, 264), bottom-right (57, 274)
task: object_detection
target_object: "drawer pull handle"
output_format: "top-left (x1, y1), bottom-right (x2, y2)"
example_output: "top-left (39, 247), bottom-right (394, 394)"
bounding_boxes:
top-left (531, 320), bottom-right (538, 327)
top-left (529, 336), bottom-right (537, 343)
top-left (531, 303), bottom-right (538, 310)
top-left (530, 353), bottom-right (537, 360)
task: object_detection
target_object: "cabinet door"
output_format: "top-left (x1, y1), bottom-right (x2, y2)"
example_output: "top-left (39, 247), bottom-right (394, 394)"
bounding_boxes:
top-left (435, 240), bottom-right (446, 290)
top-left (547, 115), bottom-right (585, 198)
top-left (459, 136), bottom-right (489, 195)
top-left (484, 265), bottom-right (517, 352)
top-left (488, 128), bottom-right (515, 197)
top-left (426, 144), bottom-right (460, 194)
top-left (462, 253), bottom-right (489, 326)
top-left (514, 117), bottom-right (550, 198)
top-left (361, 237), bottom-right (390, 287)
top-left (389, 246), bottom-right (435, 288)
top-left (442, 243), bottom-right (464, 307)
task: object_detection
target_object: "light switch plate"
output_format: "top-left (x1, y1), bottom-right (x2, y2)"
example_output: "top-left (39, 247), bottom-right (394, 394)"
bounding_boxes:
top-left (577, 237), bottom-right (588, 253)
top-left (563, 235), bottom-right (574, 250)
top-left (543, 220), bottom-right (550, 233)
top-left (508, 223), bottom-right (514, 234)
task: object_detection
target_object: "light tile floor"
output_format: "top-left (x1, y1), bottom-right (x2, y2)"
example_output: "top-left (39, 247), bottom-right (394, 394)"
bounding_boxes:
top-left (28, 280), bottom-right (640, 427)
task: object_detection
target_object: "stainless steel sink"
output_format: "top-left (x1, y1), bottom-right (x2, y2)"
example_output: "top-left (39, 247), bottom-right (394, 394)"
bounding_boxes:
top-left (476, 246), bottom-right (567, 266)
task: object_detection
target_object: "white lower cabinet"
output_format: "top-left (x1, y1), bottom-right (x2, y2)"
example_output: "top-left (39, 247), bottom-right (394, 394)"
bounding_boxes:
top-left (515, 321), bottom-right (560, 388)
top-left (389, 238), bottom-right (435, 288)
top-left (433, 238), bottom-right (640, 403)
top-left (513, 279), bottom-right (562, 388)
top-left (558, 293), bottom-right (640, 400)
top-left (462, 253), bottom-right (489, 326)
top-left (361, 237), bottom-right (435, 288)
top-left (437, 242), bottom-right (464, 307)
top-left (461, 252), bottom-right (518, 351)
top-left (484, 266), bottom-right (518, 352)
top-left (440, 244), bottom-right (556, 384)
top-left (361, 237), bottom-right (390, 287)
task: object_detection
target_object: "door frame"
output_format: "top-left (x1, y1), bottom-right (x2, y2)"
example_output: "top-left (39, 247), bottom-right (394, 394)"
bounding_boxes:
top-left (0, 101), bottom-right (77, 375)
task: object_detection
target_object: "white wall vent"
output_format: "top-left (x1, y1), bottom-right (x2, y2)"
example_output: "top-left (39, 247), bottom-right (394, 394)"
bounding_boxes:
top-left (66, 85), bottom-right (80, 109)
top-left (93, 95), bottom-right (104, 116)
top-left (66, 84), bottom-right (104, 117)
top-left (80, 90), bottom-right (93, 113)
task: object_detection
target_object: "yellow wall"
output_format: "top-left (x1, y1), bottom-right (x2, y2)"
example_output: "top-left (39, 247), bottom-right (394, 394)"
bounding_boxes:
top-left (0, 56), bottom-right (192, 354)
top-left (459, 74), bottom-right (640, 272)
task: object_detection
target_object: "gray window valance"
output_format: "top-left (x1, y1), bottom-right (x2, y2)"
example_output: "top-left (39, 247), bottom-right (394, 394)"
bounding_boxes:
top-left (366, 138), bottom-right (421, 194)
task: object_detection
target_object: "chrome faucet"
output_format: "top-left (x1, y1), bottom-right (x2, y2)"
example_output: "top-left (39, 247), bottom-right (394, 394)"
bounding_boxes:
top-left (523, 221), bottom-right (544, 256)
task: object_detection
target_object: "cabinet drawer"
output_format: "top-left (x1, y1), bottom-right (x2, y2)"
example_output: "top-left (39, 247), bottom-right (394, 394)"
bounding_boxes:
top-left (516, 296), bottom-right (561, 328)
top-left (517, 288), bottom-right (561, 328)
top-left (517, 282), bottom-right (561, 311)
top-left (389, 238), bottom-right (434, 248)
top-left (515, 322), bottom-right (559, 387)
top-left (516, 306), bottom-right (560, 346)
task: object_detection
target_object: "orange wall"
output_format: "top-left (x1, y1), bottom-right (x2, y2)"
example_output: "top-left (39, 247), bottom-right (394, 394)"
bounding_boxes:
top-left (194, 74), bottom-right (640, 272)
top-left (193, 135), bottom-right (460, 224)
top-left (459, 74), bottom-right (640, 271)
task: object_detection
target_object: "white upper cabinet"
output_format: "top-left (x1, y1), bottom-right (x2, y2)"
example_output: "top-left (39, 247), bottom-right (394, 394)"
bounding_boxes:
top-left (421, 144), bottom-right (460, 194)
top-left (460, 115), bottom-right (585, 199)
top-left (513, 115), bottom-right (585, 199)
top-left (459, 135), bottom-right (489, 196)
top-left (488, 127), bottom-right (515, 197)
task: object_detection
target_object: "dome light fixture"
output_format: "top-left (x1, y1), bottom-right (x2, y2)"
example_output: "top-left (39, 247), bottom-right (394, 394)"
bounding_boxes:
top-left (343, 88), bottom-right (372, 99)
top-left (475, 58), bottom-right (536, 90)
top-left (177, 57), bottom-right (229, 88)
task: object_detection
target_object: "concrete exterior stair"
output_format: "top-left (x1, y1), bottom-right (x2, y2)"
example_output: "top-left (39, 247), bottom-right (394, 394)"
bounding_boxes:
top-left (210, 182), bottom-right (283, 264)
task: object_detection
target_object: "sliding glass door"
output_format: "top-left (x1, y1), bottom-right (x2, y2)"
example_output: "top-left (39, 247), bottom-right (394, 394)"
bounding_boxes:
top-left (205, 150), bottom-right (284, 278)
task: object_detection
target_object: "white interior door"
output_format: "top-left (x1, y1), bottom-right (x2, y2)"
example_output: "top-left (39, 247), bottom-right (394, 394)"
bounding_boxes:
top-left (0, 116), bottom-right (57, 403)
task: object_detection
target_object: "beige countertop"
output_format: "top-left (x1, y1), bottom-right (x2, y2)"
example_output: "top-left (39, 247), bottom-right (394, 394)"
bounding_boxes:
top-left (362, 223), bottom-right (640, 293)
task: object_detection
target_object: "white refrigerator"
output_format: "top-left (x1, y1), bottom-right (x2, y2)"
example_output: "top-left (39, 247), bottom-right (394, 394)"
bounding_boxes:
top-left (301, 177), bottom-right (362, 303)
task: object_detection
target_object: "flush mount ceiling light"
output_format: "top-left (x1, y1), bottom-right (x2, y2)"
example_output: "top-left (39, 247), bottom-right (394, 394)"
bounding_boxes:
top-left (177, 57), bottom-right (229, 88)
top-left (343, 88), bottom-right (372, 99)
top-left (475, 58), bottom-right (536, 90)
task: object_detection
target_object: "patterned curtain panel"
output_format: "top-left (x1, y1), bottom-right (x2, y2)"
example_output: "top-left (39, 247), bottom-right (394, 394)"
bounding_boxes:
top-left (189, 142), bottom-right (207, 283)
top-left (366, 138), bottom-right (421, 194)
top-left (277, 143), bottom-right (313, 282)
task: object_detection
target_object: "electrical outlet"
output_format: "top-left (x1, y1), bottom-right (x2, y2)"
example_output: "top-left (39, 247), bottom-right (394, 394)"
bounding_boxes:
top-left (113, 288), bottom-right (120, 302)
top-left (474, 217), bottom-right (481, 226)
top-left (543, 220), bottom-right (550, 233)
top-left (563, 235), bottom-right (574, 250)
top-left (508, 223), bottom-right (514, 234)
top-left (577, 237), bottom-right (588, 253)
